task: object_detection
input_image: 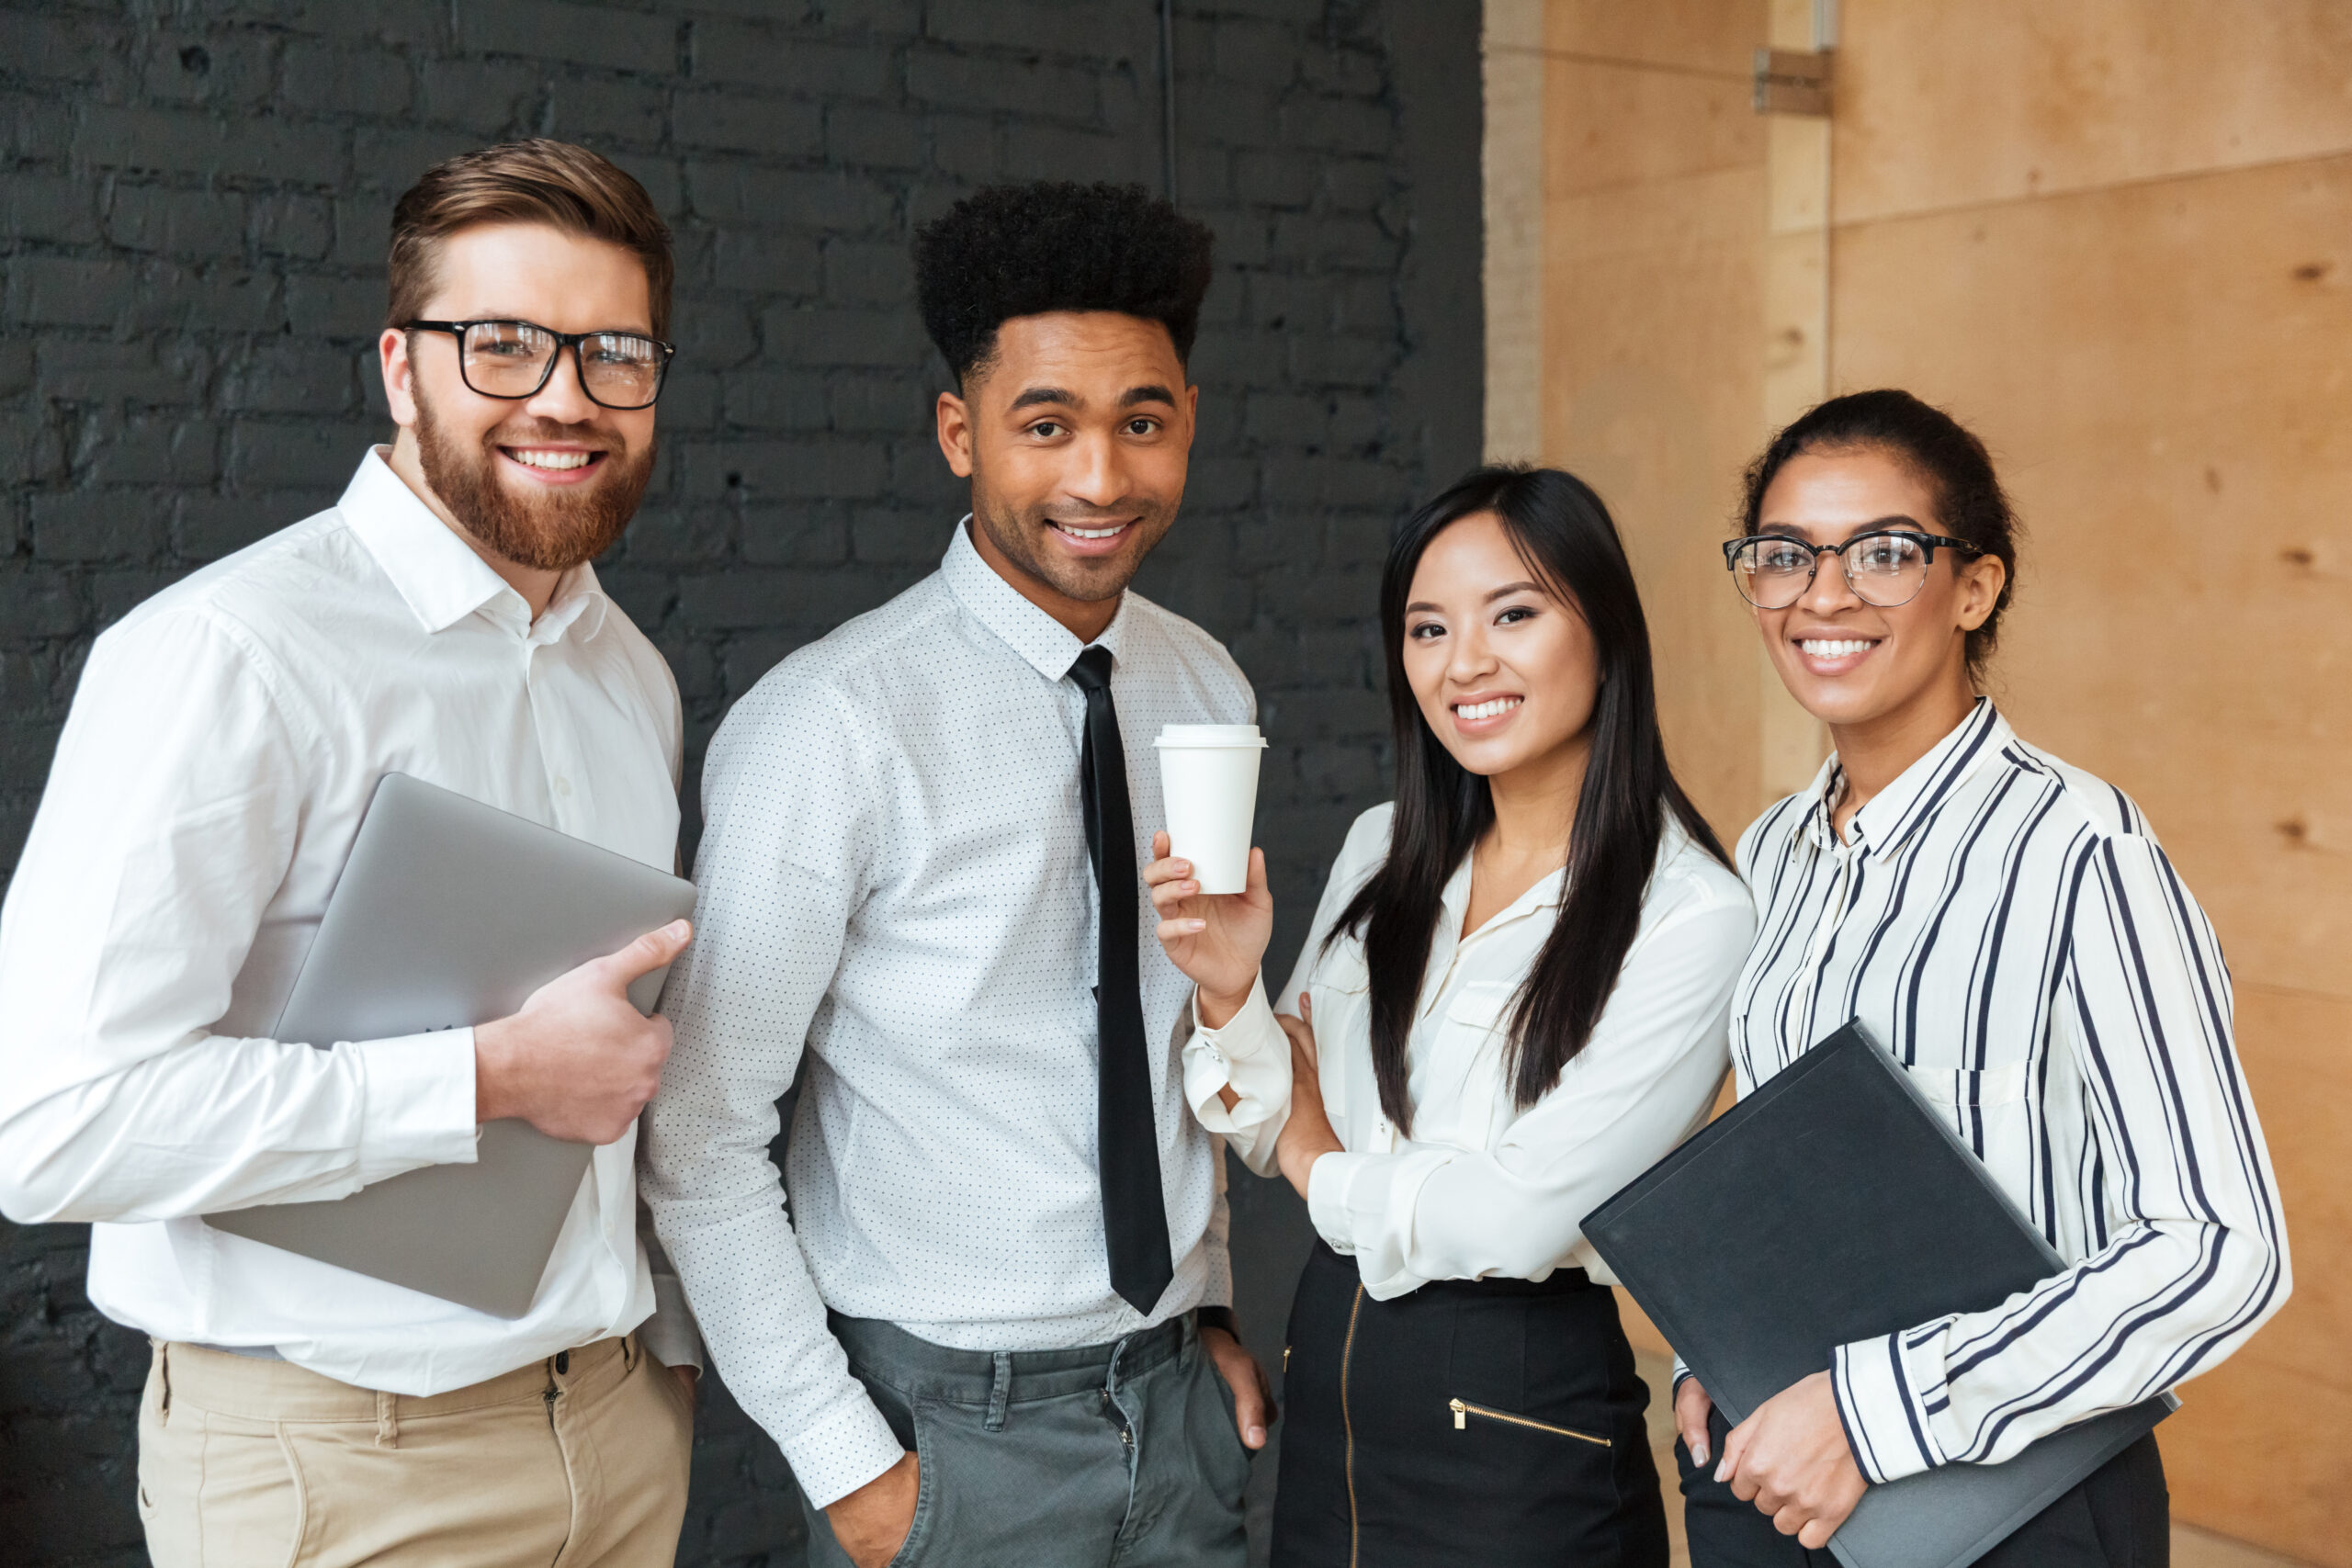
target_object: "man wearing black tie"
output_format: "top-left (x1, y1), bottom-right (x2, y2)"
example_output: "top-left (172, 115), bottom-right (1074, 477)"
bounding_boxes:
top-left (642, 183), bottom-right (1283, 1568)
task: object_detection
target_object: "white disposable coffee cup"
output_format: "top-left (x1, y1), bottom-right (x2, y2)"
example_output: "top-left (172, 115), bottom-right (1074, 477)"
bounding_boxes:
top-left (1153, 724), bottom-right (1269, 895)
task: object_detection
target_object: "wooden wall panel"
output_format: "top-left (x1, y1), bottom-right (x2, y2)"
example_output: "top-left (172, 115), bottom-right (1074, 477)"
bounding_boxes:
top-left (1832, 0), bottom-right (2352, 225)
top-left (1485, 0), bottom-right (1547, 465)
top-left (1543, 61), bottom-right (1762, 200)
top-left (1827, 154), bottom-right (2352, 1000)
top-left (1540, 0), bottom-right (1769, 844)
top-left (2157, 985), bottom-right (2352, 1562)
top-left (1822, 10), bottom-right (2351, 1557)
top-left (1545, 0), bottom-right (1758, 75)
top-left (1528, 0), bottom-right (2346, 1551)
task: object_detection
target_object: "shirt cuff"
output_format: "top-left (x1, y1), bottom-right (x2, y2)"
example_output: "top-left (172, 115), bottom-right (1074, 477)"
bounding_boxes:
top-left (1194, 1304), bottom-right (1239, 1339)
top-left (1182, 976), bottom-right (1288, 1137)
top-left (782, 1388), bottom-right (912, 1510)
top-left (1304, 1148), bottom-right (1375, 1254)
top-left (638, 1271), bottom-right (704, 1374)
top-left (352, 1027), bottom-right (481, 1188)
top-left (1832, 1329), bottom-right (1948, 1483)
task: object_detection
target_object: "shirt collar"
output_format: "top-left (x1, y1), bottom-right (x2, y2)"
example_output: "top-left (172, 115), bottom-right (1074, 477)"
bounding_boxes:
top-left (1437, 848), bottom-right (1569, 938)
top-left (1804, 696), bottom-right (2012, 859)
top-left (939, 514), bottom-right (1128, 680)
top-left (337, 446), bottom-right (609, 644)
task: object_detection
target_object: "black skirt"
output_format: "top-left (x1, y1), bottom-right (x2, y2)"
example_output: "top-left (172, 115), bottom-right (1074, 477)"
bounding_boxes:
top-left (1272, 1240), bottom-right (1669, 1568)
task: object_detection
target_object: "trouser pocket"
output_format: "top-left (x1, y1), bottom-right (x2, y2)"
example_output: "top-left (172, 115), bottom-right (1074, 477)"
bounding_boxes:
top-left (822, 1362), bottom-right (1135, 1568)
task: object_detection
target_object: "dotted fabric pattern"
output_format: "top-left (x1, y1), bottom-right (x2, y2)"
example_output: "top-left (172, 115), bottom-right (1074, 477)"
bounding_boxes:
top-left (643, 521), bottom-right (1254, 1505)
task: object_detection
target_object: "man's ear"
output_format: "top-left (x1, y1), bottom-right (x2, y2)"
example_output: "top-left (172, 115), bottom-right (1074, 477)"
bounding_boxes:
top-left (379, 327), bottom-right (420, 431)
top-left (936, 388), bottom-right (976, 479)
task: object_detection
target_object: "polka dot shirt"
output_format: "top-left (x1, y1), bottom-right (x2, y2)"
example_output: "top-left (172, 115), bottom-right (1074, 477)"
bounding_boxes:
top-left (642, 519), bottom-right (1257, 1507)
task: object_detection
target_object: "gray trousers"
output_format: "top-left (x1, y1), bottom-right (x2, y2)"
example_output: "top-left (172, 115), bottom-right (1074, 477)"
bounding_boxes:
top-left (800, 1310), bottom-right (1251, 1568)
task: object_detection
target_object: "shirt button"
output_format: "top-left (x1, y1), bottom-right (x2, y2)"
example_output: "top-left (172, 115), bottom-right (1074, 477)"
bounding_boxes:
top-left (554, 776), bottom-right (572, 797)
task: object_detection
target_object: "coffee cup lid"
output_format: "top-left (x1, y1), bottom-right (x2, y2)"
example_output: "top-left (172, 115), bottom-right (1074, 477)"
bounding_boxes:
top-left (1154, 724), bottom-right (1267, 748)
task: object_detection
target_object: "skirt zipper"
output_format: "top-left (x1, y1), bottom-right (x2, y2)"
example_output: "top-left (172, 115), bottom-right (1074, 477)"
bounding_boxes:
top-left (1448, 1397), bottom-right (1611, 1448)
top-left (1340, 1285), bottom-right (1365, 1568)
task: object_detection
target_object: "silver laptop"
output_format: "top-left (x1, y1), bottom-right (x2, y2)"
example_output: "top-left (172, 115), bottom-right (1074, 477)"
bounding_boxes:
top-left (204, 773), bottom-right (697, 1318)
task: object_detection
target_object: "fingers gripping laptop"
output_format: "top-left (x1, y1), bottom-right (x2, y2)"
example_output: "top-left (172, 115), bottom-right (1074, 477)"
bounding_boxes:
top-left (0, 139), bottom-right (708, 1568)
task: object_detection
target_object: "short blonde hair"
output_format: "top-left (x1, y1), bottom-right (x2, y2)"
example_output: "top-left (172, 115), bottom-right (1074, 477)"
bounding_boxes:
top-left (387, 139), bottom-right (673, 339)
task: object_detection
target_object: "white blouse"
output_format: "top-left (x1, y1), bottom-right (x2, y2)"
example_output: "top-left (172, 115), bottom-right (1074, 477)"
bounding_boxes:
top-left (1188, 803), bottom-right (1756, 1299)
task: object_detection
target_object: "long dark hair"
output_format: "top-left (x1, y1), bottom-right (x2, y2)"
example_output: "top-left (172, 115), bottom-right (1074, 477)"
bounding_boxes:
top-left (1331, 467), bottom-right (1729, 1135)
top-left (1738, 389), bottom-right (2021, 682)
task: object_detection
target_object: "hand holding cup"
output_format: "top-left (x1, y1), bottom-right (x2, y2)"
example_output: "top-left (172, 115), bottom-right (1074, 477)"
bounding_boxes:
top-left (1145, 830), bottom-right (1271, 1028)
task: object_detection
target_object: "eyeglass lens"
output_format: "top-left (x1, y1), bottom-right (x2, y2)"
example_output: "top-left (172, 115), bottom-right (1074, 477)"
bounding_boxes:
top-left (459, 322), bottom-right (664, 408)
top-left (1731, 535), bottom-right (1932, 609)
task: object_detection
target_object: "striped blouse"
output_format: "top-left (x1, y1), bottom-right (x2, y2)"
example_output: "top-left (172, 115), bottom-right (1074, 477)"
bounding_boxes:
top-left (1730, 697), bottom-right (2289, 1483)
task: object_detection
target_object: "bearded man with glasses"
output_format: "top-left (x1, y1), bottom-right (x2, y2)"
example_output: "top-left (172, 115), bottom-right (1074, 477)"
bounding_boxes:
top-left (0, 141), bottom-right (701, 1568)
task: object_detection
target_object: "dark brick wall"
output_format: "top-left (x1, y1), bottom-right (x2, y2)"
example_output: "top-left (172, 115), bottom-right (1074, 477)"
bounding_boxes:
top-left (0, 1), bottom-right (1482, 1562)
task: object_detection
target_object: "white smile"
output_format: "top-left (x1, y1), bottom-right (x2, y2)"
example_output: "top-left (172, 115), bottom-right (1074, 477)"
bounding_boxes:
top-left (1800, 638), bottom-right (1877, 659)
top-left (1053, 522), bottom-right (1130, 540)
top-left (1453, 696), bottom-right (1522, 720)
top-left (507, 448), bottom-right (597, 470)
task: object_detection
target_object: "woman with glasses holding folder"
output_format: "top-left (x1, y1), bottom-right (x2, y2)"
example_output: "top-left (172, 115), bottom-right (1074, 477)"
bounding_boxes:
top-left (1675, 390), bottom-right (2289, 1564)
top-left (1147, 467), bottom-right (1756, 1567)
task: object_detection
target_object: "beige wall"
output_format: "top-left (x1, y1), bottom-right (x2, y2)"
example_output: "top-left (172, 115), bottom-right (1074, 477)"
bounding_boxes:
top-left (1533, 0), bottom-right (1772, 838)
top-left (1515, 1), bottom-right (2351, 1557)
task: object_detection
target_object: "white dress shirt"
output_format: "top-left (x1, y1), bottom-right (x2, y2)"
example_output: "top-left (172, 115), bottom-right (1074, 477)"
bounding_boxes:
top-left (0, 448), bottom-right (698, 1394)
top-left (641, 520), bottom-right (1287, 1509)
top-left (1732, 698), bottom-right (2287, 1483)
top-left (1191, 803), bottom-right (1756, 1300)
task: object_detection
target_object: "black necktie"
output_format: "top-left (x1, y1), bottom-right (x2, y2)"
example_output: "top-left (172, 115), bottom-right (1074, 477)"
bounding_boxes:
top-left (1067, 645), bottom-right (1174, 1315)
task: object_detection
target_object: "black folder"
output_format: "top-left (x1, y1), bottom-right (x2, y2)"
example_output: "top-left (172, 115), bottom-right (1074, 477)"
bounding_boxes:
top-left (1580, 1021), bottom-right (2172, 1568)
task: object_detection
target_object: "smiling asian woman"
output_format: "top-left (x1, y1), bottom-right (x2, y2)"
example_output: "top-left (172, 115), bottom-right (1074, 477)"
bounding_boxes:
top-left (1149, 466), bottom-right (1757, 1567)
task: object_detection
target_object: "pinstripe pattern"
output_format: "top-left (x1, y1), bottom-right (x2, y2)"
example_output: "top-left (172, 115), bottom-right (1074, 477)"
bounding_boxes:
top-left (1729, 699), bottom-right (2289, 1483)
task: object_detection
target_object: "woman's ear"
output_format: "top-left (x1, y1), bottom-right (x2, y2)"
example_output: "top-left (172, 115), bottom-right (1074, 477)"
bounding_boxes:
top-left (1953, 552), bottom-right (2007, 633)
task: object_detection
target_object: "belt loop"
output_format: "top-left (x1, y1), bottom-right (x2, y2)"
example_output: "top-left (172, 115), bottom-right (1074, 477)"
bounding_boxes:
top-left (375, 1389), bottom-right (400, 1450)
top-left (155, 1340), bottom-right (171, 1423)
top-left (623, 1334), bottom-right (639, 1373)
top-left (984, 1351), bottom-right (1012, 1433)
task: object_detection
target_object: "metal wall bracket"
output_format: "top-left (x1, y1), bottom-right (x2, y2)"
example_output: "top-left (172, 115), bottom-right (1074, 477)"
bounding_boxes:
top-left (1753, 48), bottom-right (1832, 117)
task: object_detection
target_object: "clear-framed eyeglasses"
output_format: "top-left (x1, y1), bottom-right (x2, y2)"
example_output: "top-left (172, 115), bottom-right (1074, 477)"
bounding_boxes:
top-left (1722, 529), bottom-right (1983, 610)
top-left (403, 319), bottom-right (675, 411)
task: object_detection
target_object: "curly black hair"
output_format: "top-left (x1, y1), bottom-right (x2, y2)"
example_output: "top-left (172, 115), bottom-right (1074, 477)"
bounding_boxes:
top-left (913, 181), bottom-right (1216, 387)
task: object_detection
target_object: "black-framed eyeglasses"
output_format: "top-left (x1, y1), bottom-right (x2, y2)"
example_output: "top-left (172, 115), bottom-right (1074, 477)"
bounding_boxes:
top-left (404, 319), bottom-right (675, 411)
top-left (1723, 529), bottom-right (1983, 609)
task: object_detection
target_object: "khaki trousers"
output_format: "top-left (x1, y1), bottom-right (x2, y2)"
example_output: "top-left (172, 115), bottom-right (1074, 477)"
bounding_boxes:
top-left (136, 1334), bottom-right (693, 1568)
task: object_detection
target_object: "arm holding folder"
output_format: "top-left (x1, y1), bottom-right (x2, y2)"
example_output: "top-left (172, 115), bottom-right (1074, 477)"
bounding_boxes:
top-left (1683, 394), bottom-right (2290, 1553)
top-left (1692, 837), bottom-right (2288, 1540)
top-left (1831, 838), bottom-right (2281, 1482)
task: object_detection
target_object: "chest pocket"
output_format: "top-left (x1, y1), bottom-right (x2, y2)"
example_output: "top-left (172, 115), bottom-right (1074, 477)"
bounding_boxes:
top-left (1430, 981), bottom-right (1521, 1145)
top-left (1899, 1060), bottom-right (2030, 1110)
top-left (1308, 937), bottom-right (1371, 999)
top-left (1443, 979), bottom-right (1519, 1033)
top-left (1302, 937), bottom-right (1382, 1148)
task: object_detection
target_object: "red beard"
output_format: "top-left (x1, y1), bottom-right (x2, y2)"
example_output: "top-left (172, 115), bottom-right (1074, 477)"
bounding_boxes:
top-left (413, 394), bottom-right (655, 572)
